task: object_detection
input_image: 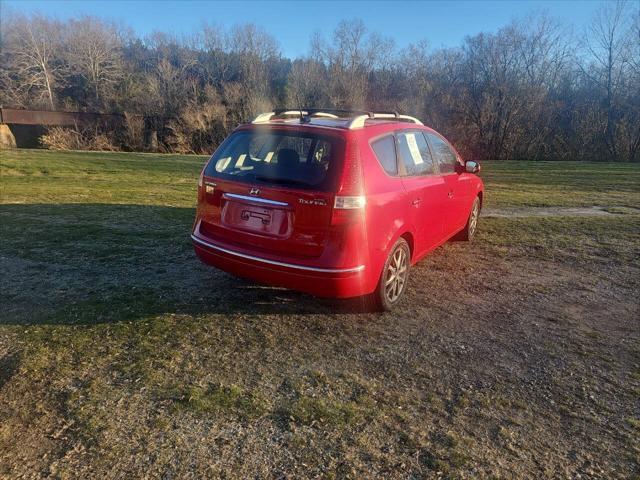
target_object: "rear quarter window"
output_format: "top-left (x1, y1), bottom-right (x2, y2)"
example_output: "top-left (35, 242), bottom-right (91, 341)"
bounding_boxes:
top-left (370, 135), bottom-right (398, 175)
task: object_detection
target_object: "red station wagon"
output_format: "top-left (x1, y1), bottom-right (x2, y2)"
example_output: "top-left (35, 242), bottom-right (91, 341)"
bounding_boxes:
top-left (192, 109), bottom-right (483, 310)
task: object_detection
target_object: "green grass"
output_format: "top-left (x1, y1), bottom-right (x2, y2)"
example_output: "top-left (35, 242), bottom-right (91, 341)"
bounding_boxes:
top-left (1, 149), bottom-right (207, 206)
top-left (286, 396), bottom-right (371, 427)
top-left (2, 150), bottom-right (639, 208)
top-left (167, 383), bottom-right (269, 418)
top-left (482, 215), bottom-right (640, 265)
top-left (1, 150), bottom-right (637, 325)
top-left (1, 149), bottom-right (639, 478)
top-left (480, 160), bottom-right (640, 208)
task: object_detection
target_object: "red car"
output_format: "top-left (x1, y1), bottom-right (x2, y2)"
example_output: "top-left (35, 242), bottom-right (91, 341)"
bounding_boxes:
top-left (192, 109), bottom-right (483, 310)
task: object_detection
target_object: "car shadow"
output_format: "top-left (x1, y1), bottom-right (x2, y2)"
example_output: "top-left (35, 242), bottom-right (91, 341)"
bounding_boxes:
top-left (0, 203), bottom-right (374, 325)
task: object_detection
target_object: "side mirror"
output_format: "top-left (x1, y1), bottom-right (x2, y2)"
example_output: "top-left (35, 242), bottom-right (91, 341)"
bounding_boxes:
top-left (465, 160), bottom-right (480, 174)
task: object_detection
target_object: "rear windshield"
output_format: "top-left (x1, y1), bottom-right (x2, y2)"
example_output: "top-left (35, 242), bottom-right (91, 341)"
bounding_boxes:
top-left (204, 130), bottom-right (343, 191)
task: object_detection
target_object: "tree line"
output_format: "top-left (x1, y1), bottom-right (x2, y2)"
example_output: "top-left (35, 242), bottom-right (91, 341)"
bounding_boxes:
top-left (1, 1), bottom-right (638, 161)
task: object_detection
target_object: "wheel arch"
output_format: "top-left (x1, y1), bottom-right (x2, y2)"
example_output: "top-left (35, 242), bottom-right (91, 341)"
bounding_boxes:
top-left (399, 231), bottom-right (414, 261)
top-left (373, 225), bottom-right (416, 287)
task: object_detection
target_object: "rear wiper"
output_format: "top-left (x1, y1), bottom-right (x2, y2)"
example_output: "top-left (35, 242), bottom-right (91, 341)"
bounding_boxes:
top-left (254, 175), bottom-right (314, 187)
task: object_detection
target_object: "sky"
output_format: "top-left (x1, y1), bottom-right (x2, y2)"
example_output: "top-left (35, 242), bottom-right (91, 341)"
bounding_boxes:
top-left (2, 0), bottom-right (604, 58)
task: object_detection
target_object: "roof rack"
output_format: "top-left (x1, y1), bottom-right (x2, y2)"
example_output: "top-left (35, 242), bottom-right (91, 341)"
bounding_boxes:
top-left (251, 109), bottom-right (423, 129)
top-left (252, 110), bottom-right (340, 124)
top-left (347, 112), bottom-right (423, 129)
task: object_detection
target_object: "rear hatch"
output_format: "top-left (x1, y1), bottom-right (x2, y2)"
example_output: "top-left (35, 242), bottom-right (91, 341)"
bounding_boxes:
top-left (197, 127), bottom-right (344, 259)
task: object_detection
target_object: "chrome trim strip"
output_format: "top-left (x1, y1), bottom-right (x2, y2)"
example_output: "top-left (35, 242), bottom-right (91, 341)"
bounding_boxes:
top-left (191, 234), bottom-right (365, 273)
top-left (223, 193), bottom-right (289, 207)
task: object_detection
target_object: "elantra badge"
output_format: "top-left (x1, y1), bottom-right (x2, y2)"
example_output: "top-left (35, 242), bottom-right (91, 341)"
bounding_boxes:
top-left (299, 198), bottom-right (327, 206)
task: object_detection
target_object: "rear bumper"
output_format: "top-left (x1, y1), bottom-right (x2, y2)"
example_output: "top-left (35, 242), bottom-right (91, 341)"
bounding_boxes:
top-left (191, 234), bottom-right (369, 298)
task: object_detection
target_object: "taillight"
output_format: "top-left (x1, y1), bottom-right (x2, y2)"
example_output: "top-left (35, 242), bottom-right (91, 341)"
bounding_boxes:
top-left (337, 138), bottom-right (364, 195)
top-left (332, 196), bottom-right (365, 225)
top-left (332, 139), bottom-right (365, 225)
top-left (197, 166), bottom-right (206, 200)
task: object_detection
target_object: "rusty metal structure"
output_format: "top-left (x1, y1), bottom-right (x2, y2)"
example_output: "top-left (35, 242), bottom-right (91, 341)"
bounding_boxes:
top-left (0, 107), bottom-right (162, 149)
top-left (0, 107), bottom-right (136, 127)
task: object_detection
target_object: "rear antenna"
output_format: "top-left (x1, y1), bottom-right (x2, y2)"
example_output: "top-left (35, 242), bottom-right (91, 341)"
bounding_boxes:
top-left (296, 94), bottom-right (309, 123)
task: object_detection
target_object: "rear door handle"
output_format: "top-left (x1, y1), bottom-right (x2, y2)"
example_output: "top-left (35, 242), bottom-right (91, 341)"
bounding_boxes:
top-left (412, 198), bottom-right (422, 206)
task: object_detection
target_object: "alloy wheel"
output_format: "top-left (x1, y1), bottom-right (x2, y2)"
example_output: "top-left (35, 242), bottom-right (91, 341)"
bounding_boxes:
top-left (384, 246), bottom-right (408, 303)
top-left (469, 200), bottom-right (479, 237)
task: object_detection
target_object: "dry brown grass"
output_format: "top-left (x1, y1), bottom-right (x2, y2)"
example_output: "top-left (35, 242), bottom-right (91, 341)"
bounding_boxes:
top-left (40, 126), bottom-right (119, 151)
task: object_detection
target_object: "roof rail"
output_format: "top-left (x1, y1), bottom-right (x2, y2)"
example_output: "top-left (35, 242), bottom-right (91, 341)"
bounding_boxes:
top-left (252, 111), bottom-right (304, 123)
top-left (251, 108), bottom-right (423, 128)
top-left (252, 109), bottom-right (341, 124)
top-left (347, 112), bottom-right (423, 129)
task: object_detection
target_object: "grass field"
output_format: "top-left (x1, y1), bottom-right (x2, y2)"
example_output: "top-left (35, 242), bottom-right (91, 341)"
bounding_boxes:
top-left (1, 149), bottom-right (639, 479)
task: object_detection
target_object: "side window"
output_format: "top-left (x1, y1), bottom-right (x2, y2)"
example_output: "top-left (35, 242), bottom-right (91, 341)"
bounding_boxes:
top-left (427, 133), bottom-right (458, 174)
top-left (371, 135), bottom-right (398, 175)
top-left (397, 131), bottom-right (435, 176)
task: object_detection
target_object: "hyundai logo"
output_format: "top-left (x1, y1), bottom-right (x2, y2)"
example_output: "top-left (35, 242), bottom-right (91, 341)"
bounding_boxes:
top-left (249, 187), bottom-right (260, 196)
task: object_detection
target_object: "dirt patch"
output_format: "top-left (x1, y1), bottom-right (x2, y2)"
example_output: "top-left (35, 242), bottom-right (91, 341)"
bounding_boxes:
top-left (482, 205), bottom-right (640, 218)
top-left (1, 219), bottom-right (639, 479)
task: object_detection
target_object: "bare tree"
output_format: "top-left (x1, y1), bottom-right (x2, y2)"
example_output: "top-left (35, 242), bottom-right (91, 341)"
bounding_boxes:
top-left (65, 16), bottom-right (124, 109)
top-left (198, 22), bottom-right (232, 86)
top-left (581, 0), bottom-right (638, 161)
top-left (225, 24), bottom-right (280, 118)
top-left (443, 15), bottom-right (574, 159)
top-left (1, 13), bottom-right (66, 109)
top-left (146, 57), bottom-right (196, 117)
top-left (286, 58), bottom-right (328, 107)
top-left (167, 84), bottom-right (227, 154)
top-left (228, 23), bottom-right (279, 61)
top-left (1, 9), bottom-right (638, 160)
top-left (312, 19), bottom-right (394, 108)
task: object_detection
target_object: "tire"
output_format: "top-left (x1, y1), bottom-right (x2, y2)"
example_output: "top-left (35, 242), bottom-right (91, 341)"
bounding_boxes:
top-left (457, 196), bottom-right (480, 242)
top-left (370, 238), bottom-right (411, 312)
